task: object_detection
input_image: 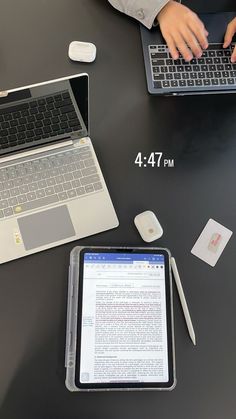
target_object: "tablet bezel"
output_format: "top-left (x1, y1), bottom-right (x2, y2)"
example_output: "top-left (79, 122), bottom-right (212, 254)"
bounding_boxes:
top-left (75, 247), bottom-right (175, 390)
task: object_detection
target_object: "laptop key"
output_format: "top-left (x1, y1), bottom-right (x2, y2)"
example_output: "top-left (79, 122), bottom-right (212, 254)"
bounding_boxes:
top-left (220, 79), bottom-right (227, 85)
top-left (174, 73), bottom-right (181, 79)
top-left (203, 79), bottom-right (211, 86)
top-left (154, 74), bottom-right (165, 80)
top-left (1, 190), bottom-right (10, 199)
top-left (8, 197), bottom-right (18, 206)
top-left (227, 78), bottom-right (235, 84)
top-left (79, 151), bottom-right (92, 160)
top-left (162, 80), bottom-right (170, 88)
top-left (212, 79), bottom-right (219, 85)
top-left (187, 80), bottom-right (194, 86)
top-left (206, 72), bottom-right (213, 78)
top-left (3, 207), bottom-right (13, 217)
top-left (85, 184), bottom-right (94, 193)
top-left (58, 192), bottom-right (68, 200)
top-left (36, 190), bottom-right (45, 198)
top-left (67, 189), bottom-right (77, 198)
top-left (82, 166), bottom-right (97, 177)
top-left (63, 173), bottom-right (73, 182)
top-left (54, 184), bottom-right (63, 193)
top-left (27, 192), bottom-right (36, 200)
top-left (80, 174), bottom-right (100, 186)
top-left (76, 187), bottom-right (85, 196)
top-left (72, 179), bottom-right (81, 188)
top-left (13, 194), bottom-right (59, 214)
top-left (209, 65), bottom-right (216, 71)
top-left (195, 80), bottom-right (203, 86)
top-left (0, 200), bottom-right (8, 209)
top-left (93, 182), bottom-right (103, 191)
top-left (63, 182), bottom-right (72, 191)
top-left (18, 194), bottom-right (27, 204)
top-left (222, 71), bottom-right (229, 77)
top-left (198, 72), bottom-right (205, 79)
top-left (45, 187), bottom-right (54, 195)
top-left (10, 187), bottom-right (19, 197)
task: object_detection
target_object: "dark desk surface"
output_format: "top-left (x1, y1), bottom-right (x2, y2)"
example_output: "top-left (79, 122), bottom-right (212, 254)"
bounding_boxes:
top-left (1, 1), bottom-right (236, 418)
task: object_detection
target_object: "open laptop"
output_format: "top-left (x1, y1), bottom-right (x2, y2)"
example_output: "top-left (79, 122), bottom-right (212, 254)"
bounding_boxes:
top-left (0, 74), bottom-right (119, 264)
top-left (140, 11), bottom-right (236, 95)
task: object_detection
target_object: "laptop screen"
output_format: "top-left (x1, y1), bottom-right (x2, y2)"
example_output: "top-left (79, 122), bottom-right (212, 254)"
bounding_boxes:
top-left (0, 74), bottom-right (89, 156)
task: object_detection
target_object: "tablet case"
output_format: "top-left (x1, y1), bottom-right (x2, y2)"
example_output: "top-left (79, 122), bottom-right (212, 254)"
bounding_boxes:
top-left (65, 246), bottom-right (176, 391)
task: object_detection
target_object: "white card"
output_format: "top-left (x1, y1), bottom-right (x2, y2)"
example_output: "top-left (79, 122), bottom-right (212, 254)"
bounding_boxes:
top-left (191, 219), bottom-right (233, 267)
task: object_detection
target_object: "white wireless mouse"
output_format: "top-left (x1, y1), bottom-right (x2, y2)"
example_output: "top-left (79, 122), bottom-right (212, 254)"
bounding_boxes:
top-left (68, 41), bottom-right (96, 63)
top-left (134, 211), bottom-right (163, 243)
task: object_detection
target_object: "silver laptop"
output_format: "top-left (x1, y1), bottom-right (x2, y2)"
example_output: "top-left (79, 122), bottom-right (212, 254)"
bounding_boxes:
top-left (0, 73), bottom-right (119, 263)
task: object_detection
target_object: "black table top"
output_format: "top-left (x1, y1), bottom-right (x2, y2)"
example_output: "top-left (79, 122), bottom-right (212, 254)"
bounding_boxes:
top-left (1, 1), bottom-right (236, 418)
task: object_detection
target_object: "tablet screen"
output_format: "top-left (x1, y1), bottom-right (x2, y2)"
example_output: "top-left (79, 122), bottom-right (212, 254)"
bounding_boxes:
top-left (76, 249), bottom-right (174, 389)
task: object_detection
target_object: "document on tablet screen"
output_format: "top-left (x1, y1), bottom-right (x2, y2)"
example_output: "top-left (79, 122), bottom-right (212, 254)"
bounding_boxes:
top-left (79, 252), bottom-right (169, 384)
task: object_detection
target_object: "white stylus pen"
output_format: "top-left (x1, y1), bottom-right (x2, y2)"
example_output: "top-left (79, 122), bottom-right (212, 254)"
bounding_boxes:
top-left (170, 257), bottom-right (196, 346)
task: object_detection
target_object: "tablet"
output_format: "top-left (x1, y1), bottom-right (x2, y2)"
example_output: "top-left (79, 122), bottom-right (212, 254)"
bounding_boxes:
top-left (65, 246), bottom-right (176, 391)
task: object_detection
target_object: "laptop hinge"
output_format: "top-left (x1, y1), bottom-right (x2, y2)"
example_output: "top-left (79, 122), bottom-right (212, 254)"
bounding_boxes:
top-left (0, 139), bottom-right (73, 164)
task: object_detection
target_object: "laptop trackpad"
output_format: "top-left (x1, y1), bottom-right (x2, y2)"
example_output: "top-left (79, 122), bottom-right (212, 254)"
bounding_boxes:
top-left (17, 205), bottom-right (76, 251)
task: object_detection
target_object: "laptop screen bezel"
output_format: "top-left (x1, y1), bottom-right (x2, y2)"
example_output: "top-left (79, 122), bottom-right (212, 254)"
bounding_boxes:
top-left (0, 73), bottom-right (89, 156)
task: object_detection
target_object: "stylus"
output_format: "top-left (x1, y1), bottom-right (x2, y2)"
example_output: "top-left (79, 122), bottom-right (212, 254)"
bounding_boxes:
top-left (170, 257), bottom-right (196, 346)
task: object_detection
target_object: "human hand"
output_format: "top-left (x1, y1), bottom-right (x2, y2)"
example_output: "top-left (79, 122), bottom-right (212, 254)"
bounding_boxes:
top-left (157, 1), bottom-right (208, 61)
top-left (223, 17), bottom-right (236, 62)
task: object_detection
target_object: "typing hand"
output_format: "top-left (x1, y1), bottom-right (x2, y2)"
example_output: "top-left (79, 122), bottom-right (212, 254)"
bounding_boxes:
top-left (157, 1), bottom-right (208, 61)
top-left (223, 17), bottom-right (236, 62)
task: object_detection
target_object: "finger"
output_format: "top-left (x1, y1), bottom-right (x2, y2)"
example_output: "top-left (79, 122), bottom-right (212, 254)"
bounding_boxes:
top-left (164, 35), bottom-right (179, 60)
top-left (188, 19), bottom-right (208, 50)
top-left (162, 32), bottom-right (179, 59)
top-left (223, 20), bottom-right (236, 48)
top-left (180, 28), bottom-right (203, 58)
top-left (231, 45), bottom-right (236, 62)
top-left (174, 33), bottom-right (192, 61)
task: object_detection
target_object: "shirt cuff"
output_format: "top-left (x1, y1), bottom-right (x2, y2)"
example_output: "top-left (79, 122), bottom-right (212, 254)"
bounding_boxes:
top-left (127, 0), bottom-right (171, 29)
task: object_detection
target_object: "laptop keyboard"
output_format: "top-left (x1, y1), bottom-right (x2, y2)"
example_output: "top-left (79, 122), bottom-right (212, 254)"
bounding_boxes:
top-left (149, 43), bottom-right (236, 89)
top-left (0, 91), bottom-right (81, 152)
top-left (0, 146), bottom-right (103, 219)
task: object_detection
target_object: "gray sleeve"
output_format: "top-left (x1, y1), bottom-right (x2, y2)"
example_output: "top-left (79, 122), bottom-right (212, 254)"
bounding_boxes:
top-left (107, 0), bottom-right (170, 29)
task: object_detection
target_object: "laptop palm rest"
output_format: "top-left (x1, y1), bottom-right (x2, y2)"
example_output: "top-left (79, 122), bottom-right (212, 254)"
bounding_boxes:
top-left (17, 205), bottom-right (76, 250)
